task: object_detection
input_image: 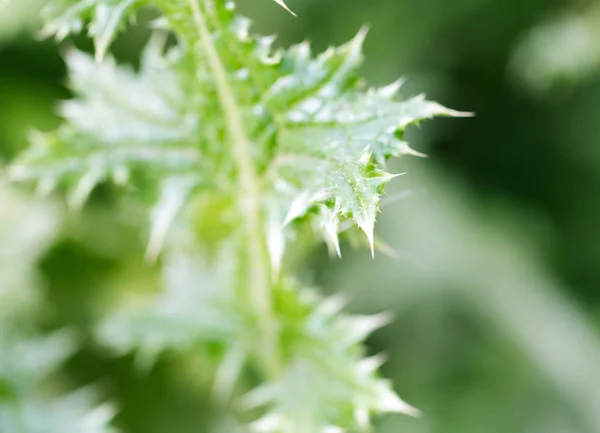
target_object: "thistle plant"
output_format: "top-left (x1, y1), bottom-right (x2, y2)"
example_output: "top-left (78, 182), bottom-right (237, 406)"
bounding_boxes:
top-left (5, 0), bottom-right (467, 431)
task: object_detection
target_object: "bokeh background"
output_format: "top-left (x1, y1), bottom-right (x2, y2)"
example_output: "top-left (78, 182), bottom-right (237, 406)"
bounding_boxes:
top-left (2, 0), bottom-right (600, 432)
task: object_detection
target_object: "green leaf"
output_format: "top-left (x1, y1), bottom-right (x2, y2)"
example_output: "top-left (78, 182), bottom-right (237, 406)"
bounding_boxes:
top-left (40, 0), bottom-right (138, 61)
top-left (97, 251), bottom-right (419, 432)
top-left (96, 246), bottom-right (246, 369)
top-left (38, 0), bottom-right (296, 57)
top-left (89, 0), bottom-right (138, 62)
top-left (243, 282), bottom-right (420, 432)
top-left (40, 0), bottom-right (96, 41)
top-left (265, 31), bottom-right (468, 259)
top-left (9, 34), bottom-right (203, 209)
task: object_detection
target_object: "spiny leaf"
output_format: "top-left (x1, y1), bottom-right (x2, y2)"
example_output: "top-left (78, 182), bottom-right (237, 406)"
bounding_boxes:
top-left (96, 247), bottom-right (245, 369)
top-left (89, 0), bottom-right (138, 62)
top-left (98, 248), bottom-right (419, 432)
top-left (40, 0), bottom-right (96, 41)
top-left (265, 29), bottom-right (469, 260)
top-left (8, 34), bottom-right (202, 207)
top-left (241, 281), bottom-right (420, 433)
top-left (40, 0), bottom-right (138, 62)
top-left (38, 0), bottom-right (296, 57)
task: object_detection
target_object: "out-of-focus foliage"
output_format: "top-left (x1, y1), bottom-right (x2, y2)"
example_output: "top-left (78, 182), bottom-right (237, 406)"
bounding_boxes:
top-left (0, 185), bottom-right (114, 433)
top-left (9, 37), bottom-right (200, 211)
top-left (2, 0), bottom-right (600, 432)
top-left (0, 185), bottom-right (57, 313)
top-left (510, 0), bottom-right (600, 93)
top-left (0, 0), bottom-right (42, 43)
top-left (40, 0), bottom-right (139, 62)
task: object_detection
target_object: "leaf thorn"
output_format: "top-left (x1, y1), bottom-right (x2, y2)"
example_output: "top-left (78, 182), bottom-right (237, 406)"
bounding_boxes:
top-left (273, 0), bottom-right (297, 16)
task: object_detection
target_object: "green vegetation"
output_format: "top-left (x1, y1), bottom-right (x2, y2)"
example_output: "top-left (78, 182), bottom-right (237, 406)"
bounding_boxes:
top-left (0, 0), bottom-right (464, 431)
top-left (2, 0), bottom-right (600, 432)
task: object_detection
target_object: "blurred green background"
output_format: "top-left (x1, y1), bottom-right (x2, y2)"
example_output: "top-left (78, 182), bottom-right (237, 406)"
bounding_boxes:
top-left (2, 0), bottom-right (600, 432)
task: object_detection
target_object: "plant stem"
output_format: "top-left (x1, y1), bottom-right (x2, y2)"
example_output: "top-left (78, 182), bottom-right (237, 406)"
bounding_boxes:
top-left (186, 0), bottom-right (280, 377)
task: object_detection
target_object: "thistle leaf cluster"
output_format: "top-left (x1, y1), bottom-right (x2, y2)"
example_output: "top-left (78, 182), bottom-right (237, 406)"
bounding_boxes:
top-left (5, 0), bottom-right (467, 431)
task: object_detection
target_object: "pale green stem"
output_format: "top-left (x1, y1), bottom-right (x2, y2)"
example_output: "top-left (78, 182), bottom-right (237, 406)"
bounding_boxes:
top-left (185, 0), bottom-right (280, 377)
